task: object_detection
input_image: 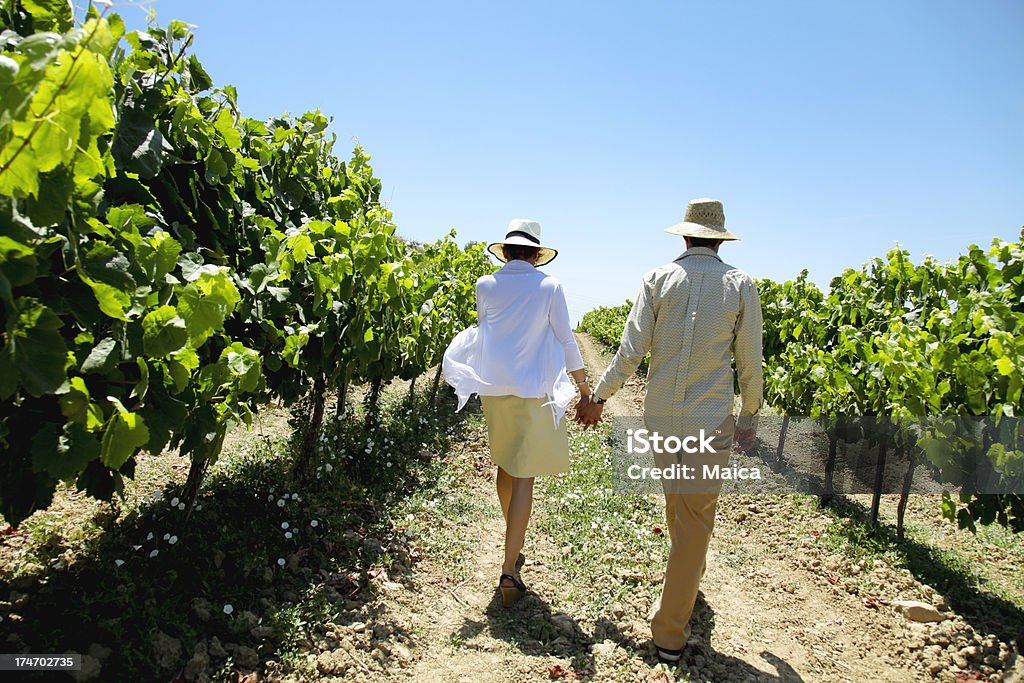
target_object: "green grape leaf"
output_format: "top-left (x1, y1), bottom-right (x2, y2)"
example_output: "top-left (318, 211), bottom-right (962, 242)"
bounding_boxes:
top-left (287, 232), bottom-right (315, 263)
top-left (221, 342), bottom-right (261, 394)
top-left (0, 297), bottom-right (68, 398)
top-left (87, 401), bottom-right (105, 430)
top-left (22, 0), bottom-right (75, 33)
top-left (99, 410), bottom-right (149, 469)
top-left (214, 108), bottom-right (242, 149)
top-left (80, 337), bottom-right (118, 374)
top-left (32, 421), bottom-right (100, 481)
top-left (0, 236), bottom-right (38, 300)
top-left (0, 54), bottom-right (19, 85)
top-left (80, 241), bottom-right (134, 290)
top-left (136, 231), bottom-right (182, 282)
top-left (176, 268), bottom-right (240, 346)
top-left (23, 166), bottom-right (73, 227)
top-left (204, 148), bottom-right (229, 183)
top-left (105, 204), bottom-right (154, 235)
top-left (186, 55), bottom-right (213, 91)
top-left (167, 360), bottom-right (190, 394)
top-left (79, 274), bottom-right (130, 320)
top-left (177, 252), bottom-right (205, 282)
top-left (56, 375), bottom-right (90, 423)
top-left (2, 44), bottom-right (112, 197)
top-left (168, 347), bottom-right (199, 392)
top-left (111, 109), bottom-right (172, 178)
top-left (133, 356), bottom-right (149, 401)
top-left (282, 332), bottom-right (308, 368)
top-left (83, 16), bottom-right (124, 58)
top-left (142, 305), bottom-right (188, 357)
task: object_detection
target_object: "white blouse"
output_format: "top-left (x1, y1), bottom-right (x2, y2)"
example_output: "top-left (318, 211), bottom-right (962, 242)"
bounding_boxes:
top-left (443, 259), bottom-right (585, 426)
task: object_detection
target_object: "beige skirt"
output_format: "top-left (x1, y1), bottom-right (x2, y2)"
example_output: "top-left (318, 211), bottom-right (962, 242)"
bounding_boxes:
top-left (480, 395), bottom-right (569, 478)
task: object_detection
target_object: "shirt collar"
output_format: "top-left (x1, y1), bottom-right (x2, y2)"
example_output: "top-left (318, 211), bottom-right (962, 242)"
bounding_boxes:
top-left (675, 246), bottom-right (723, 262)
top-left (500, 259), bottom-right (538, 272)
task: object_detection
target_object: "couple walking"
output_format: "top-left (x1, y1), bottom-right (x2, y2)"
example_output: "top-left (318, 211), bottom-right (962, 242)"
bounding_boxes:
top-left (442, 198), bottom-right (763, 664)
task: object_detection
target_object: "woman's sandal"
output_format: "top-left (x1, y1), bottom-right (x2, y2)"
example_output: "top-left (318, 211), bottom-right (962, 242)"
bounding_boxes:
top-left (498, 573), bottom-right (527, 607)
top-left (654, 643), bottom-right (684, 665)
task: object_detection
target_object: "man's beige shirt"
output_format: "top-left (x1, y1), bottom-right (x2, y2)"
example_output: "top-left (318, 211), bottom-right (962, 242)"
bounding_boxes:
top-left (593, 247), bottom-right (763, 428)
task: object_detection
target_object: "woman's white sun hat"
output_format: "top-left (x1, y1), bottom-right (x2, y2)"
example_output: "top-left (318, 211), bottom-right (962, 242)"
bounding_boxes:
top-left (487, 219), bottom-right (558, 266)
top-left (664, 198), bottom-right (739, 241)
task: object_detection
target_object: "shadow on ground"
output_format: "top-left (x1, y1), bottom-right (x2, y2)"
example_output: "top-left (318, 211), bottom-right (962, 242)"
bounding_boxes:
top-left (816, 495), bottom-right (1024, 651)
top-left (469, 589), bottom-right (803, 682)
top-left (0, 392), bottom-right (475, 681)
top-left (734, 430), bottom-right (1022, 651)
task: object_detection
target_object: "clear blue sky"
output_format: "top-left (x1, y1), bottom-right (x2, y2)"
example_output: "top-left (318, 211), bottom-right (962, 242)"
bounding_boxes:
top-left (118, 0), bottom-right (1023, 324)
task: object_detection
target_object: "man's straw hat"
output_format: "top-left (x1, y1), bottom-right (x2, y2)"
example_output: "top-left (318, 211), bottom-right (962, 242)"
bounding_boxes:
top-left (664, 198), bottom-right (739, 241)
top-left (487, 219), bottom-right (558, 266)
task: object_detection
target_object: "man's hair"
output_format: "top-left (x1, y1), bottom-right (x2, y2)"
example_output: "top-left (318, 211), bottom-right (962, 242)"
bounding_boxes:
top-left (687, 237), bottom-right (723, 249)
top-left (502, 244), bottom-right (541, 262)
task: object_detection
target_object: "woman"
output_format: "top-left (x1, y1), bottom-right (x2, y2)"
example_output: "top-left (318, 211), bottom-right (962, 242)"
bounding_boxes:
top-left (443, 219), bottom-right (591, 606)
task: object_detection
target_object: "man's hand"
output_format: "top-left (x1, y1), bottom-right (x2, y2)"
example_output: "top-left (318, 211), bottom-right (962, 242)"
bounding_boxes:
top-left (574, 395), bottom-right (604, 429)
top-left (734, 426), bottom-right (756, 453)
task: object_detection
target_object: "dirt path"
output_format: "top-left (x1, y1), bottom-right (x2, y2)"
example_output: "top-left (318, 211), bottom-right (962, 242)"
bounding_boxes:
top-left (388, 334), bottom-right (903, 682)
top-left (386, 427), bottom-right (583, 683)
top-left (399, 460), bottom-right (521, 682)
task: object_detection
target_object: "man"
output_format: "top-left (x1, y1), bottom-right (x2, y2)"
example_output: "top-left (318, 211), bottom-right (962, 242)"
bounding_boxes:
top-left (576, 197), bottom-right (763, 664)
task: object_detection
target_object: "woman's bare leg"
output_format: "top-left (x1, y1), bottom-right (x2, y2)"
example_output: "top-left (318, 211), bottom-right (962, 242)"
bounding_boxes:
top-left (501, 474), bottom-right (534, 580)
top-left (496, 467), bottom-right (512, 523)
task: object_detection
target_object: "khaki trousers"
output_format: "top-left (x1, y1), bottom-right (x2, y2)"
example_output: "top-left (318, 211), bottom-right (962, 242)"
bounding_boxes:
top-left (650, 490), bottom-right (720, 649)
top-left (649, 418), bottom-right (732, 651)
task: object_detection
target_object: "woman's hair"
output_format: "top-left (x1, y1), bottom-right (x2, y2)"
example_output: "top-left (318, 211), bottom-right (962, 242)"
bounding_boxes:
top-left (502, 244), bottom-right (541, 262)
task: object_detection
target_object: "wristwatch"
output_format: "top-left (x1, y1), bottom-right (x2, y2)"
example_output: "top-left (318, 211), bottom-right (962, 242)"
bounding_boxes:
top-left (592, 394), bottom-right (606, 405)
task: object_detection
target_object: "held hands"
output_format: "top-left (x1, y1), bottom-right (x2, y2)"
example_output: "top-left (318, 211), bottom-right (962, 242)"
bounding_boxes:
top-left (574, 393), bottom-right (604, 430)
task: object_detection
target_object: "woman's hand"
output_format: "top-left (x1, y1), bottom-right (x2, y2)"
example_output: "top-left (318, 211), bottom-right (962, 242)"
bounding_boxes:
top-left (574, 394), bottom-right (604, 429)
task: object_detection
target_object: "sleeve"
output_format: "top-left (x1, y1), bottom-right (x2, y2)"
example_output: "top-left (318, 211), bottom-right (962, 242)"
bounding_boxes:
top-left (734, 276), bottom-right (764, 429)
top-left (548, 282), bottom-right (585, 372)
top-left (592, 276), bottom-right (656, 401)
top-left (475, 278), bottom-right (486, 325)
